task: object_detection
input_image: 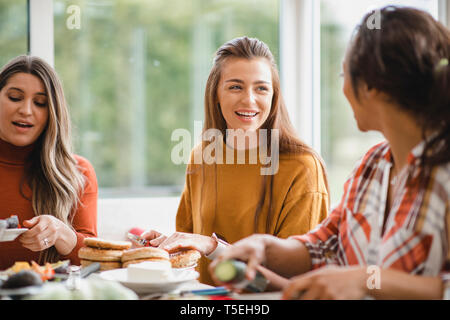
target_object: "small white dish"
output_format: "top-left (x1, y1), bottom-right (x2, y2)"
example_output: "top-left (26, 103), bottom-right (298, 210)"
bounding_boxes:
top-left (0, 228), bottom-right (28, 242)
top-left (98, 268), bottom-right (199, 294)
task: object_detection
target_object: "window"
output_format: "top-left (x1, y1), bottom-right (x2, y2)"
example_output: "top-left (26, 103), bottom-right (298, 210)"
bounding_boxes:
top-left (8, 1), bottom-right (446, 202)
top-left (319, 0), bottom-right (439, 205)
top-left (0, 0), bottom-right (28, 66)
top-left (53, 0), bottom-right (279, 198)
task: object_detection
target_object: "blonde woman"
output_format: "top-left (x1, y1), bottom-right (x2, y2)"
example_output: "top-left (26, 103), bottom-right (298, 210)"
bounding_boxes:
top-left (139, 37), bottom-right (329, 286)
top-left (0, 55), bottom-right (98, 268)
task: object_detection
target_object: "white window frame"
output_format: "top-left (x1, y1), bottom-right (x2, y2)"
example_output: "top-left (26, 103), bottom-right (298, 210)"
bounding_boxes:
top-left (439, 0), bottom-right (450, 26)
top-left (280, 0), bottom-right (321, 154)
top-left (280, 0), bottom-right (449, 157)
top-left (28, 0), bottom-right (54, 67)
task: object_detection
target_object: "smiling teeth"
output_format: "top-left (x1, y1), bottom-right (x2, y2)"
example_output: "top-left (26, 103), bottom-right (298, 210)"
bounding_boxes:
top-left (236, 112), bottom-right (257, 117)
top-left (13, 122), bottom-right (33, 128)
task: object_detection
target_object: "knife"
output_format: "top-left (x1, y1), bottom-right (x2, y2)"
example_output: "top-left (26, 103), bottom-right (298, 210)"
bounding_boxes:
top-left (52, 262), bottom-right (101, 280)
top-left (127, 232), bottom-right (150, 247)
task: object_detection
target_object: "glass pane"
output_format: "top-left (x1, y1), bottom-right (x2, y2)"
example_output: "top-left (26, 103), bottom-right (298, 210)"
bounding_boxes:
top-left (320, 0), bottom-right (439, 205)
top-left (0, 0), bottom-right (28, 66)
top-left (54, 0), bottom-right (279, 198)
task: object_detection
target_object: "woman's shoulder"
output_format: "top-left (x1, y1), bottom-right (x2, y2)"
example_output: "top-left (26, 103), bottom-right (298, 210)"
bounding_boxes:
top-left (278, 150), bottom-right (328, 193)
top-left (361, 140), bottom-right (390, 162)
top-left (73, 154), bottom-right (98, 193)
top-left (279, 150), bottom-right (323, 172)
top-left (73, 154), bottom-right (95, 172)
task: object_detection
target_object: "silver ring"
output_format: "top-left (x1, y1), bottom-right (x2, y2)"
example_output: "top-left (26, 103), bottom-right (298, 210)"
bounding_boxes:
top-left (43, 238), bottom-right (49, 247)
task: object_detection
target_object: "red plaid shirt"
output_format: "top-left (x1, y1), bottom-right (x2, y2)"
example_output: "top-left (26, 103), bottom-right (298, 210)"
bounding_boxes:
top-left (293, 141), bottom-right (450, 281)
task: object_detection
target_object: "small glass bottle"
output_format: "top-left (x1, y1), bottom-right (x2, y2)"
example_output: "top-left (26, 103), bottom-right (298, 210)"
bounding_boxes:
top-left (214, 259), bottom-right (268, 293)
top-left (442, 274), bottom-right (450, 300)
top-left (65, 265), bottom-right (82, 290)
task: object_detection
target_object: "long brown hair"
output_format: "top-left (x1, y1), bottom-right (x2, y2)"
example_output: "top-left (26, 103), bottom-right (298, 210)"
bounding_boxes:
top-left (201, 36), bottom-right (329, 233)
top-left (0, 55), bottom-right (86, 263)
top-left (347, 6), bottom-right (450, 176)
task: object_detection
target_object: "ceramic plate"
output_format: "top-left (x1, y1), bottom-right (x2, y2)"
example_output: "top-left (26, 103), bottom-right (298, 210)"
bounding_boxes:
top-left (0, 285), bottom-right (43, 298)
top-left (0, 229), bottom-right (28, 242)
top-left (98, 268), bottom-right (199, 294)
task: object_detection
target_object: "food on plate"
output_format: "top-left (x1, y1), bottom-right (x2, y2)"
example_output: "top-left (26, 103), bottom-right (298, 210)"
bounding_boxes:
top-left (170, 249), bottom-right (201, 269)
top-left (121, 247), bottom-right (170, 268)
top-left (9, 261), bottom-right (31, 273)
top-left (52, 260), bottom-right (72, 275)
top-left (78, 237), bottom-right (131, 271)
top-left (83, 237), bottom-right (132, 250)
top-left (6, 215), bottom-right (19, 228)
top-left (127, 260), bottom-right (174, 282)
top-left (30, 261), bottom-right (55, 281)
top-left (0, 260), bottom-right (72, 300)
top-left (78, 247), bottom-right (123, 262)
top-left (4, 261), bottom-right (55, 281)
top-left (1, 270), bottom-right (43, 289)
top-left (0, 215), bottom-right (20, 229)
top-left (80, 259), bottom-right (122, 271)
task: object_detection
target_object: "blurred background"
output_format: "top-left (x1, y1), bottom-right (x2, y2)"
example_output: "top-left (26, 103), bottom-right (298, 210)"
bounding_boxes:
top-left (0, 0), bottom-right (444, 206)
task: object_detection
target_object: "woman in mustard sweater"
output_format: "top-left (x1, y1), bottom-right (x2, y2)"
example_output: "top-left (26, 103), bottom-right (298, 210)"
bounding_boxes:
top-left (140, 37), bottom-right (329, 286)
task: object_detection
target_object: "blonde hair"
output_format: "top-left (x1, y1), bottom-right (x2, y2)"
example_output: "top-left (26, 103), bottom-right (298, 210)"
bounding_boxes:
top-left (0, 55), bottom-right (85, 263)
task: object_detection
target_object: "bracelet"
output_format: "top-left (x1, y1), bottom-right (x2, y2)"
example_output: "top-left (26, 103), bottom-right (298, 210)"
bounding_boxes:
top-left (205, 233), bottom-right (229, 261)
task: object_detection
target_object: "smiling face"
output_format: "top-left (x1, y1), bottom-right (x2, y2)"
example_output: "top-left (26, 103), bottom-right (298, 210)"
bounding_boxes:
top-left (217, 57), bottom-right (273, 132)
top-left (0, 72), bottom-right (49, 147)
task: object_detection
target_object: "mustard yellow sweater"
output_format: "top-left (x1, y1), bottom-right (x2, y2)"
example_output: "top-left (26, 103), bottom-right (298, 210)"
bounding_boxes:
top-left (176, 143), bottom-right (329, 285)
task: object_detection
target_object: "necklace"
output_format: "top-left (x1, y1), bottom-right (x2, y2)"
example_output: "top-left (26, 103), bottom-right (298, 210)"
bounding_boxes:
top-left (390, 165), bottom-right (408, 187)
top-left (390, 174), bottom-right (399, 186)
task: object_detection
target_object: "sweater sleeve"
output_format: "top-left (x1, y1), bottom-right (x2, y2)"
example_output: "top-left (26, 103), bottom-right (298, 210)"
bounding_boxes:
top-left (175, 182), bottom-right (193, 233)
top-left (276, 191), bottom-right (329, 239)
top-left (59, 155), bottom-right (98, 265)
top-left (274, 152), bottom-right (329, 238)
top-left (175, 160), bottom-right (194, 234)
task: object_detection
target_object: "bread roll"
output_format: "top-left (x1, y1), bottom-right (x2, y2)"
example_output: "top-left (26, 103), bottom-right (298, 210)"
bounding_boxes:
top-left (83, 237), bottom-right (132, 250)
top-left (78, 246), bottom-right (123, 262)
top-left (80, 259), bottom-right (122, 271)
top-left (121, 247), bottom-right (170, 263)
top-left (170, 249), bottom-right (201, 268)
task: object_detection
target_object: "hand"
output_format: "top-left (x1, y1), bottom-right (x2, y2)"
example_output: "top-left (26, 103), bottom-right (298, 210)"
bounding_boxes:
top-left (282, 266), bottom-right (368, 300)
top-left (158, 232), bottom-right (217, 256)
top-left (209, 234), bottom-right (270, 285)
top-left (139, 229), bottom-right (167, 247)
top-left (19, 215), bottom-right (76, 255)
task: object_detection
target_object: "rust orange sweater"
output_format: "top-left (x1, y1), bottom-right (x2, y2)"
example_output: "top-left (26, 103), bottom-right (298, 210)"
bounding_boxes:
top-left (0, 138), bottom-right (98, 270)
